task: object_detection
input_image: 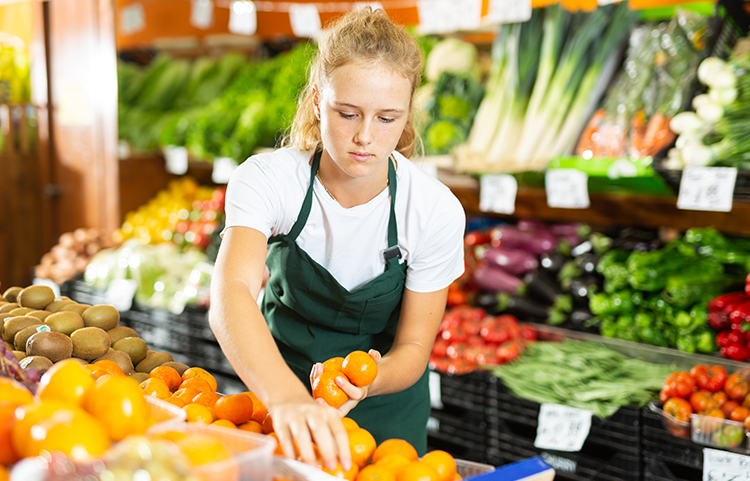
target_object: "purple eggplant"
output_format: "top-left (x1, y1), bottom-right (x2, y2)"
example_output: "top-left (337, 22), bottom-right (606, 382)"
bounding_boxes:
top-left (481, 246), bottom-right (538, 275)
top-left (489, 225), bottom-right (557, 255)
top-left (517, 219), bottom-right (552, 234)
top-left (472, 264), bottom-right (525, 295)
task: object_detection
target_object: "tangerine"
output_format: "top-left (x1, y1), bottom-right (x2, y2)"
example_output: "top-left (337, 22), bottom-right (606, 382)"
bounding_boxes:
top-left (357, 464), bottom-right (397, 481)
top-left (149, 366), bottom-right (182, 392)
top-left (262, 414), bottom-right (274, 434)
top-left (140, 378), bottom-right (171, 399)
top-left (341, 351), bottom-right (378, 387)
top-left (349, 427), bottom-right (377, 468)
top-left (179, 377), bottom-right (214, 394)
top-left (323, 461), bottom-right (359, 481)
top-left (0, 465), bottom-right (7, 481)
top-left (323, 357), bottom-right (345, 372)
top-left (397, 461), bottom-right (440, 481)
top-left (313, 371), bottom-right (349, 408)
top-left (420, 450), bottom-right (456, 481)
top-left (239, 420), bottom-right (263, 433)
top-left (181, 367), bottom-right (217, 392)
top-left (376, 454), bottom-right (411, 476)
top-left (84, 375), bottom-right (151, 441)
top-left (92, 359), bottom-right (124, 377)
top-left (0, 378), bottom-right (33, 406)
top-left (372, 439), bottom-right (418, 463)
top-left (162, 397), bottom-right (187, 409)
top-left (192, 390), bottom-right (222, 408)
top-left (172, 387), bottom-right (201, 404)
top-left (212, 419), bottom-right (237, 429)
top-left (342, 417), bottom-right (359, 431)
top-left (242, 392), bottom-right (268, 423)
top-left (84, 366), bottom-right (109, 380)
top-left (0, 402), bottom-right (19, 465)
top-left (183, 403), bottom-right (214, 424)
top-left (176, 433), bottom-right (233, 466)
top-left (214, 393), bottom-right (254, 425)
top-left (37, 359), bottom-right (95, 407)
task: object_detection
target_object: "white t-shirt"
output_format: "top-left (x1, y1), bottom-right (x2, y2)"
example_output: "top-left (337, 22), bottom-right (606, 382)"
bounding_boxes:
top-left (224, 148), bottom-right (466, 293)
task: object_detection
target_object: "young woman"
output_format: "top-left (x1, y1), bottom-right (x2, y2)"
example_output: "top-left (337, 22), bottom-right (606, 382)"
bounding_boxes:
top-left (209, 7), bottom-right (465, 471)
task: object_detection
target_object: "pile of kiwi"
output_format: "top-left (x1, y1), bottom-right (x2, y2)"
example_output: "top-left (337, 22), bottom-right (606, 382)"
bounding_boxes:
top-left (1, 284), bottom-right (189, 383)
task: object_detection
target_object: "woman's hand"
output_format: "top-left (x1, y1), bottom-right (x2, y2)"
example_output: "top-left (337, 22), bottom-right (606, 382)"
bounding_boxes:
top-left (270, 399), bottom-right (352, 471)
top-left (309, 350), bottom-right (381, 415)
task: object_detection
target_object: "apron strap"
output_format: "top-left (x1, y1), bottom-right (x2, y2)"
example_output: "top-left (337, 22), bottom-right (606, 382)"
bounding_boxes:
top-left (287, 149), bottom-right (321, 241)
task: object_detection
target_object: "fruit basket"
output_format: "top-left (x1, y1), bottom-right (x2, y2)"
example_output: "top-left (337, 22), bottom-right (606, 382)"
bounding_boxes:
top-left (690, 413), bottom-right (747, 450)
top-left (649, 402), bottom-right (691, 439)
top-left (145, 395), bottom-right (188, 432)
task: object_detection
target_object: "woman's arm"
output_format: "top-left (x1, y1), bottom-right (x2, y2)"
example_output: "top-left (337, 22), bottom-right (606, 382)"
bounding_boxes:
top-left (209, 226), bottom-right (351, 469)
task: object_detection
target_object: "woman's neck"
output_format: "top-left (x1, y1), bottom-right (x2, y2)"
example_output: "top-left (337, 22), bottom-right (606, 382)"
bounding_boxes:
top-left (316, 158), bottom-right (394, 208)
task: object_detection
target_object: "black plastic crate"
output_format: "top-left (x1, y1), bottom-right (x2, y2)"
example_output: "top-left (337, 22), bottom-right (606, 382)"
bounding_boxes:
top-left (427, 432), bottom-right (488, 464)
top-left (640, 405), bottom-right (703, 471)
top-left (642, 454), bottom-right (701, 481)
top-left (486, 376), bottom-right (641, 455)
top-left (64, 279), bottom-right (110, 306)
top-left (431, 370), bottom-right (488, 414)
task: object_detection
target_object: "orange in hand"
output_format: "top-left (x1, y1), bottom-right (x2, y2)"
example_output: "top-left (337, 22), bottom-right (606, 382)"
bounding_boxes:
top-left (313, 370), bottom-right (349, 408)
top-left (349, 427), bottom-right (377, 468)
top-left (420, 450), bottom-right (456, 481)
top-left (214, 393), bottom-right (254, 425)
top-left (373, 439), bottom-right (418, 464)
top-left (323, 357), bottom-right (345, 372)
top-left (342, 351), bottom-right (378, 387)
top-left (149, 366), bottom-right (182, 392)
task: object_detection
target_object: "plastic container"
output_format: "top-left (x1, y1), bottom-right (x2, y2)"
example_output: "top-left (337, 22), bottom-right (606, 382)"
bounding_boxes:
top-left (456, 459), bottom-right (495, 478)
top-left (690, 413), bottom-right (747, 450)
top-left (649, 402), bottom-right (690, 439)
top-left (150, 422), bottom-right (276, 481)
top-left (145, 395), bottom-right (187, 432)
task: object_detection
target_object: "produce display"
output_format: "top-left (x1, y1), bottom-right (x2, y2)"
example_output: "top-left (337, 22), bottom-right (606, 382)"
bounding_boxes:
top-left (34, 228), bottom-right (116, 286)
top-left (0, 38), bottom-right (30, 104)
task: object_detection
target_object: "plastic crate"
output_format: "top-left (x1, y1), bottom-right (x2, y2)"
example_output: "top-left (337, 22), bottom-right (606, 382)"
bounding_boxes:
top-left (642, 454), bottom-right (702, 481)
top-left (456, 459), bottom-right (495, 477)
top-left (641, 404), bottom-right (703, 471)
top-left (431, 370), bottom-right (488, 414)
top-left (427, 405), bottom-right (488, 464)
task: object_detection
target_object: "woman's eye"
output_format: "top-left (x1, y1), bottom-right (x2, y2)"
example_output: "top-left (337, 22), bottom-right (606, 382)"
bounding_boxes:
top-left (339, 112), bottom-right (356, 119)
top-left (379, 117), bottom-right (395, 123)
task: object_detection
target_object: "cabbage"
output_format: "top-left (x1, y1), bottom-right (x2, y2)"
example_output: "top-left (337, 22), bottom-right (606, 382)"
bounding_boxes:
top-left (425, 38), bottom-right (479, 83)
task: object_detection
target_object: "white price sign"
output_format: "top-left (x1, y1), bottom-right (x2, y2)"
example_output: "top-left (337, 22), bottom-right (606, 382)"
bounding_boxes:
top-left (106, 279), bottom-right (138, 312)
top-left (229, 0), bottom-right (257, 36)
top-left (479, 174), bottom-right (517, 214)
top-left (212, 157), bottom-right (239, 184)
top-left (677, 166), bottom-right (737, 212)
top-left (428, 371), bottom-right (444, 409)
top-left (164, 145), bottom-right (189, 175)
top-left (289, 3), bottom-right (321, 38)
top-left (121, 2), bottom-right (145, 35)
top-left (487, 0), bottom-right (532, 25)
top-left (703, 448), bottom-right (750, 481)
top-left (534, 404), bottom-right (592, 452)
top-left (545, 169), bottom-right (590, 209)
top-left (190, 0), bottom-right (214, 29)
top-left (417, 0), bottom-right (482, 34)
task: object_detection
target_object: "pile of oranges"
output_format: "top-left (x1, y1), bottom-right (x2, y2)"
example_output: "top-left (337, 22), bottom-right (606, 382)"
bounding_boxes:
top-left (313, 351), bottom-right (379, 408)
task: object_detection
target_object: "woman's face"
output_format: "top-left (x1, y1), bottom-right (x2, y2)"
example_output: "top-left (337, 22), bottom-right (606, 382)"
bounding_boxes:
top-left (314, 61), bottom-right (412, 180)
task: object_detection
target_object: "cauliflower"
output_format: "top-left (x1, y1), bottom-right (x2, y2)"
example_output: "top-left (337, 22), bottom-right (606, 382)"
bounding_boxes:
top-left (425, 38), bottom-right (479, 83)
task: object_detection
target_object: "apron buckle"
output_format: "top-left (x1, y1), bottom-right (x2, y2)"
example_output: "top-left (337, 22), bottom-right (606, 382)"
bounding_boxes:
top-left (383, 245), bottom-right (402, 263)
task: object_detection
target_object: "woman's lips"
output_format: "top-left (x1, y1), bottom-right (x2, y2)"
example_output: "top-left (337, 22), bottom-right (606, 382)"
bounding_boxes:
top-left (349, 152), bottom-right (372, 161)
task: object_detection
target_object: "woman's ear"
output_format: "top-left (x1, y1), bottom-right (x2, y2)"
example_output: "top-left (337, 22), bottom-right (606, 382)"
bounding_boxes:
top-left (312, 85), bottom-right (321, 120)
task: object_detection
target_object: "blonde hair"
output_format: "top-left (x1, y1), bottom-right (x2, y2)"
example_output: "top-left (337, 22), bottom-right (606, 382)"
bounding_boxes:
top-left (282, 8), bottom-right (423, 158)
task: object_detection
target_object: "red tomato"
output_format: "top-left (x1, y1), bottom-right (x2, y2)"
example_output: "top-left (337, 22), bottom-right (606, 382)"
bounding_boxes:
top-left (742, 392), bottom-right (750, 409)
top-left (480, 320), bottom-right (510, 344)
top-left (690, 390), bottom-right (719, 414)
top-left (495, 342), bottom-right (521, 364)
top-left (724, 374), bottom-right (750, 401)
top-left (712, 391), bottom-right (728, 407)
top-left (722, 400), bottom-right (740, 417)
top-left (431, 338), bottom-right (450, 358)
top-left (663, 397), bottom-right (692, 423)
top-left (689, 365), bottom-right (727, 393)
top-left (663, 372), bottom-right (697, 399)
top-left (446, 290), bottom-right (467, 307)
top-left (728, 406), bottom-right (750, 423)
top-left (519, 324), bottom-right (537, 341)
top-left (441, 326), bottom-right (468, 343)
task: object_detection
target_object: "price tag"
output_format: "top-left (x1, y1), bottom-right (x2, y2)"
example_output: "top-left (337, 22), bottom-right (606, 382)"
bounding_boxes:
top-left (229, 0), bottom-right (257, 36)
top-left (190, 0), bottom-right (214, 29)
top-left (354, 2), bottom-right (384, 11)
top-left (212, 157), bottom-right (239, 184)
top-left (417, 0), bottom-right (482, 34)
top-left (429, 371), bottom-right (444, 409)
top-left (164, 145), bottom-right (189, 175)
top-left (479, 174), bottom-right (517, 215)
top-left (105, 279), bottom-right (138, 312)
top-left (677, 166), bottom-right (737, 213)
top-left (288, 3), bottom-right (321, 39)
top-left (121, 2), bottom-right (145, 35)
top-left (703, 448), bottom-right (750, 481)
top-left (597, 0), bottom-right (620, 5)
top-left (545, 169), bottom-right (590, 209)
top-left (487, 0), bottom-right (532, 25)
top-left (534, 404), bottom-right (592, 452)
top-left (32, 278), bottom-right (60, 298)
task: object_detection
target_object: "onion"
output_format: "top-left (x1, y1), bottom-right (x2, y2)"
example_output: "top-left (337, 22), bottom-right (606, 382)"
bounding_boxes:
top-left (696, 102), bottom-right (724, 124)
top-left (708, 87), bottom-right (738, 106)
top-left (697, 57), bottom-right (728, 85)
top-left (669, 112), bottom-right (704, 134)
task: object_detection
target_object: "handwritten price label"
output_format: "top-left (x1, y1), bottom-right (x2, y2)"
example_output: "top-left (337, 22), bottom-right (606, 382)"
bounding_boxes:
top-left (534, 404), bottom-right (592, 452)
top-left (228, 0), bottom-right (257, 35)
top-left (479, 174), bottom-right (517, 215)
top-left (164, 145), bottom-right (189, 175)
top-left (121, 2), bottom-right (145, 35)
top-left (487, 0), bottom-right (532, 24)
top-left (212, 157), bottom-right (238, 184)
top-left (289, 3), bottom-right (321, 38)
top-left (428, 371), bottom-right (444, 409)
top-left (545, 169), bottom-right (590, 209)
top-left (677, 166), bottom-right (736, 212)
top-left (190, 0), bottom-right (214, 29)
top-left (703, 448), bottom-right (750, 481)
top-left (417, 0), bottom-right (482, 34)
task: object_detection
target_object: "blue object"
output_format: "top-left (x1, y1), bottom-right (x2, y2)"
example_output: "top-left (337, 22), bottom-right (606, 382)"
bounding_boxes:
top-left (469, 457), bottom-right (554, 481)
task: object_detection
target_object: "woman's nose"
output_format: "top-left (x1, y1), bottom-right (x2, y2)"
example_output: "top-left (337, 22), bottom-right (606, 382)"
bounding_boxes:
top-left (354, 120), bottom-right (374, 146)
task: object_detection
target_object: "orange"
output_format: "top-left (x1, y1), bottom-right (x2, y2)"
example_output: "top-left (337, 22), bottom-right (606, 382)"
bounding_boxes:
top-left (92, 359), bottom-right (124, 377)
top-left (349, 427), bottom-right (377, 468)
top-left (140, 378), bottom-right (171, 400)
top-left (421, 451), bottom-right (456, 481)
top-left (162, 397), bottom-right (187, 409)
top-left (376, 454), bottom-right (411, 476)
top-left (239, 420), bottom-right (263, 433)
top-left (212, 419), bottom-right (237, 429)
top-left (179, 377), bottom-right (214, 394)
top-left (0, 465), bottom-right (7, 481)
top-left (323, 357), bottom-right (345, 372)
top-left (342, 351), bottom-right (378, 387)
top-left (83, 375), bottom-right (151, 441)
top-left (262, 414), bottom-right (274, 434)
top-left (0, 378), bottom-right (34, 407)
top-left (0, 402), bottom-right (19, 465)
top-left (181, 367), bottom-right (217, 392)
top-left (84, 366), bottom-right (109, 380)
top-left (323, 462), bottom-right (359, 481)
top-left (176, 433), bottom-right (233, 466)
top-left (268, 432), bottom-right (284, 455)
top-left (357, 464), bottom-right (397, 481)
top-left (243, 392), bottom-right (268, 423)
top-left (172, 387), bottom-right (201, 404)
top-left (149, 366), bottom-right (182, 392)
top-left (373, 439), bottom-right (418, 463)
top-left (192, 390), bottom-right (222, 408)
top-left (214, 393), bottom-right (254, 425)
top-left (453, 474), bottom-right (462, 481)
top-left (183, 403), bottom-right (214, 424)
top-left (313, 371), bottom-right (349, 408)
top-left (397, 461), bottom-right (440, 481)
top-left (37, 359), bottom-right (95, 407)
top-left (342, 417), bottom-right (359, 431)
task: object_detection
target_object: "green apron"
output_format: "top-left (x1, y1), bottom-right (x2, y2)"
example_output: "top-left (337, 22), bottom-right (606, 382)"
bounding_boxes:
top-left (261, 150), bottom-right (430, 454)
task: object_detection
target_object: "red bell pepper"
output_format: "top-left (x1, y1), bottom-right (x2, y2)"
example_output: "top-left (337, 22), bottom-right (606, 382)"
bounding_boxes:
top-left (708, 291), bottom-right (750, 313)
top-left (708, 310), bottom-right (730, 330)
top-left (728, 300), bottom-right (750, 326)
top-left (746, 272), bottom-right (750, 296)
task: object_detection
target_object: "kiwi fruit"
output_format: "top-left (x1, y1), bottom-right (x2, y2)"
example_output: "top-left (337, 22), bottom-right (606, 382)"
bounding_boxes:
top-left (44, 311), bottom-right (85, 336)
top-left (107, 326), bottom-right (138, 345)
top-left (0, 303), bottom-right (19, 314)
top-left (70, 327), bottom-right (111, 360)
top-left (129, 372), bottom-right (148, 383)
top-left (3, 316), bottom-right (42, 343)
top-left (0, 312), bottom-right (14, 329)
top-left (46, 299), bottom-right (76, 313)
top-left (112, 337), bottom-right (148, 365)
top-left (15, 324), bottom-right (53, 351)
top-left (26, 331), bottom-right (73, 363)
top-left (2, 287), bottom-right (22, 303)
top-left (59, 303), bottom-right (90, 316)
top-left (0, 296), bottom-right (5, 303)
top-left (19, 356), bottom-right (53, 374)
top-left (27, 310), bottom-right (52, 322)
top-left (135, 352), bottom-right (174, 373)
top-left (9, 307), bottom-right (34, 316)
top-left (162, 361), bottom-right (190, 377)
top-left (82, 305), bottom-right (120, 331)
top-left (94, 349), bottom-right (135, 375)
top-left (12, 350), bottom-right (26, 361)
top-left (17, 285), bottom-right (55, 310)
